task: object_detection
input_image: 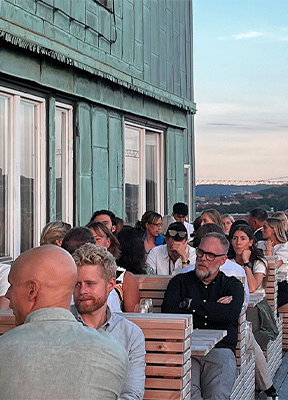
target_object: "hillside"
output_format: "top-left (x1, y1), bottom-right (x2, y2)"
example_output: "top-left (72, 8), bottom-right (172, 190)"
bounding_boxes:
top-left (196, 185), bottom-right (271, 198)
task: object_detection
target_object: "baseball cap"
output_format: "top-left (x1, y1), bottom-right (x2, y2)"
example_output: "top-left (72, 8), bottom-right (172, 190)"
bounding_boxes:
top-left (166, 222), bottom-right (188, 241)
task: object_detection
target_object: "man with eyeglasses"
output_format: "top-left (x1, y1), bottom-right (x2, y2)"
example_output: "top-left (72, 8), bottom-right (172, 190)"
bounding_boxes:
top-left (146, 222), bottom-right (196, 275)
top-left (162, 232), bottom-right (244, 400)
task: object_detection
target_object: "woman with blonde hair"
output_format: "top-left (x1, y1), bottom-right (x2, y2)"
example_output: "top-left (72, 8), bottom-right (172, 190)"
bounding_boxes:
top-left (259, 217), bottom-right (288, 308)
top-left (201, 209), bottom-right (223, 228)
top-left (40, 221), bottom-right (71, 246)
top-left (272, 211), bottom-right (288, 235)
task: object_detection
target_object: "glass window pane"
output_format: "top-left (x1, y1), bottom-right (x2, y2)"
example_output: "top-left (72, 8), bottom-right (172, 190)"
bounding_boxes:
top-left (20, 101), bottom-right (35, 253)
top-left (125, 127), bottom-right (140, 226)
top-left (0, 96), bottom-right (9, 256)
top-left (55, 109), bottom-right (64, 220)
top-left (146, 133), bottom-right (158, 211)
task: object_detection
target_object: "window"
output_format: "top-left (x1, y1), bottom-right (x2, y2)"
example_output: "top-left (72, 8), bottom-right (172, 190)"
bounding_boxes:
top-left (0, 89), bottom-right (73, 261)
top-left (55, 103), bottom-right (73, 223)
top-left (124, 123), bottom-right (164, 226)
top-left (0, 87), bottom-right (46, 259)
top-left (184, 164), bottom-right (192, 222)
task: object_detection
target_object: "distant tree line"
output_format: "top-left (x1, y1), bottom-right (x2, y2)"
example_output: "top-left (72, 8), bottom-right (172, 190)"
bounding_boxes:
top-left (196, 185), bottom-right (288, 214)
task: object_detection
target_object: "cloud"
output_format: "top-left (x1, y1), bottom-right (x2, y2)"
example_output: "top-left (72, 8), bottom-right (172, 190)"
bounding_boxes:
top-left (218, 31), bottom-right (266, 40)
top-left (219, 28), bottom-right (288, 42)
top-left (233, 31), bottom-right (266, 39)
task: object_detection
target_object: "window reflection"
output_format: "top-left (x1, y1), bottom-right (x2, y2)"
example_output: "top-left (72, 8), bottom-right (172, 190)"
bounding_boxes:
top-left (0, 96), bottom-right (8, 256)
top-left (20, 101), bottom-right (35, 253)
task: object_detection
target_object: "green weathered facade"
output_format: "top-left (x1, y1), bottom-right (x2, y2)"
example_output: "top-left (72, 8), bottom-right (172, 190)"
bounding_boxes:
top-left (0, 0), bottom-right (196, 227)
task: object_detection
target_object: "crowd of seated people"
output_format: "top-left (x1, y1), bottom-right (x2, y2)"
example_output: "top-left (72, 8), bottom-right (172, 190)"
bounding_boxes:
top-left (1, 204), bottom-right (287, 399)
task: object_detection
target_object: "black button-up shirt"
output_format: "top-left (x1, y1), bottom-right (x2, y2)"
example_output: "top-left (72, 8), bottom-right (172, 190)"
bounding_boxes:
top-left (161, 270), bottom-right (244, 353)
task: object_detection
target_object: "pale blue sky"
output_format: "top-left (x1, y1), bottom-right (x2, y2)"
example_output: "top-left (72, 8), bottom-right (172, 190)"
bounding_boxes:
top-left (193, 0), bottom-right (288, 181)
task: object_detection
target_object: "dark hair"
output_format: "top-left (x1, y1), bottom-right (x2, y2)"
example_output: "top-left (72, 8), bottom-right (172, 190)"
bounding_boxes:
top-left (193, 215), bottom-right (202, 232)
top-left (61, 227), bottom-right (96, 255)
top-left (139, 211), bottom-right (162, 232)
top-left (193, 223), bottom-right (224, 248)
top-left (227, 224), bottom-right (267, 268)
top-left (173, 202), bottom-right (188, 216)
top-left (116, 226), bottom-right (146, 274)
top-left (90, 209), bottom-right (117, 227)
top-left (86, 221), bottom-right (120, 259)
top-left (249, 208), bottom-right (268, 222)
top-left (115, 217), bottom-right (124, 235)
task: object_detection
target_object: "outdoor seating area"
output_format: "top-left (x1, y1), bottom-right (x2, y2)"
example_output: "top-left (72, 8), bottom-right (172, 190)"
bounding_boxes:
top-left (0, 258), bottom-right (287, 400)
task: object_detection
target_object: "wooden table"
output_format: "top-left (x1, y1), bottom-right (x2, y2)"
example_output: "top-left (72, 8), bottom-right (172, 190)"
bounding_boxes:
top-left (191, 329), bottom-right (227, 356)
top-left (0, 309), bottom-right (15, 334)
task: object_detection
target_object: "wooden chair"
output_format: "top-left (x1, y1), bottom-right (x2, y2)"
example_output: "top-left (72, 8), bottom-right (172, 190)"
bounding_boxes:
top-left (124, 313), bottom-right (192, 400)
top-left (263, 256), bottom-right (283, 377)
top-left (134, 275), bottom-right (171, 313)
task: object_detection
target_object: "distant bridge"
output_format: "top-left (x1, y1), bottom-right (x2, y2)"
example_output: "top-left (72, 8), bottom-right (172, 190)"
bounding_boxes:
top-left (196, 178), bottom-right (288, 186)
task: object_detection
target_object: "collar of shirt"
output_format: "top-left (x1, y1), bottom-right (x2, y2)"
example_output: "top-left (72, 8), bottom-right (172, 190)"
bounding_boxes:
top-left (70, 304), bottom-right (112, 330)
top-left (25, 307), bottom-right (77, 324)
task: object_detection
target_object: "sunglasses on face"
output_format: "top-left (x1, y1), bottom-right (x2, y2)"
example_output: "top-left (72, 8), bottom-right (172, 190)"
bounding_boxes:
top-left (196, 248), bottom-right (226, 262)
top-left (168, 230), bottom-right (187, 238)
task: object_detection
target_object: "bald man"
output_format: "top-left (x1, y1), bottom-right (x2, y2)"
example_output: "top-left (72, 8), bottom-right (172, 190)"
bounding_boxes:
top-left (0, 245), bottom-right (128, 400)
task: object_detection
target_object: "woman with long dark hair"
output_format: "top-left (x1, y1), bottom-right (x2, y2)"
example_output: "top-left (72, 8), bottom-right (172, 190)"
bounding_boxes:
top-left (87, 221), bottom-right (140, 312)
top-left (228, 224), bottom-right (278, 353)
top-left (228, 224), bottom-right (268, 294)
top-left (117, 226), bottom-right (146, 275)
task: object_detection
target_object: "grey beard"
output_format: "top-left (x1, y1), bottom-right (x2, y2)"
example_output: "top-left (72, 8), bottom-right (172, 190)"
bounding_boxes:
top-left (195, 266), bottom-right (219, 281)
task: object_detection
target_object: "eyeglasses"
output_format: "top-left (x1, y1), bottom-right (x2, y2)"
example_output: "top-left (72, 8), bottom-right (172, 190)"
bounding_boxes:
top-left (168, 229), bottom-right (187, 238)
top-left (196, 248), bottom-right (226, 262)
top-left (149, 222), bottom-right (162, 228)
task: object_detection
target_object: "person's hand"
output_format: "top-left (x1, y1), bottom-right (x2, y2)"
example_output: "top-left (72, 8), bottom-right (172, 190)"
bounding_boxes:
top-left (265, 239), bottom-right (273, 254)
top-left (217, 296), bottom-right (233, 304)
top-left (170, 241), bottom-right (187, 260)
top-left (241, 249), bottom-right (251, 264)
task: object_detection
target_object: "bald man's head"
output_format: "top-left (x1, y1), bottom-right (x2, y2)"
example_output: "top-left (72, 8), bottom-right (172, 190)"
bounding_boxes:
top-left (6, 245), bottom-right (77, 326)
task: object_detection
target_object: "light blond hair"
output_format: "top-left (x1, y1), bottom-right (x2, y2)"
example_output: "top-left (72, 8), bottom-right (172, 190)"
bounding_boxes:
top-left (272, 212), bottom-right (288, 232)
top-left (73, 243), bottom-right (117, 283)
top-left (40, 221), bottom-right (71, 245)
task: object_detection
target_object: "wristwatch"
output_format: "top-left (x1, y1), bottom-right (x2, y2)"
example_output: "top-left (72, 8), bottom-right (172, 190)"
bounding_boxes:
top-left (182, 259), bottom-right (190, 265)
top-left (243, 262), bottom-right (253, 269)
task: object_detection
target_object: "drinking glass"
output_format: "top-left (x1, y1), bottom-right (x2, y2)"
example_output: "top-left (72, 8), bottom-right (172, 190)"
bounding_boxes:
top-left (140, 298), bottom-right (153, 313)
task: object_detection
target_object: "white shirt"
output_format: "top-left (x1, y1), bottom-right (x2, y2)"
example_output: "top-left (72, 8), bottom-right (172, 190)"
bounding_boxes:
top-left (0, 264), bottom-right (10, 297)
top-left (184, 221), bottom-right (194, 239)
top-left (107, 289), bottom-right (122, 313)
top-left (180, 259), bottom-right (250, 310)
top-left (146, 244), bottom-right (196, 276)
top-left (258, 240), bottom-right (288, 279)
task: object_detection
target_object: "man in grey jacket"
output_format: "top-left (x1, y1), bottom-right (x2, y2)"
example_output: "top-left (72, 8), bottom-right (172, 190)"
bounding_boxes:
top-left (0, 245), bottom-right (128, 400)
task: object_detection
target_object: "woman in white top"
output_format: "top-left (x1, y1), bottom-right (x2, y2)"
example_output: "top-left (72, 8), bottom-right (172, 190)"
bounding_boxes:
top-left (228, 224), bottom-right (279, 351)
top-left (229, 224), bottom-right (267, 295)
top-left (259, 217), bottom-right (288, 307)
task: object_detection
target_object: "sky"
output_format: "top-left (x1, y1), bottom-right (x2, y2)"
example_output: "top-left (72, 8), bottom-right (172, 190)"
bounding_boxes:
top-left (193, 0), bottom-right (288, 182)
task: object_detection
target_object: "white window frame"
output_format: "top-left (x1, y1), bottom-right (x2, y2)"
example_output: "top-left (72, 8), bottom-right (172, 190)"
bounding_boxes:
top-left (124, 121), bottom-right (164, 223)
top-left (184, 164), bottom-right (192, 222)
top-left (0, 86), bottom-right (46, 260)
top-left (55, 102), bottom-right (73, 225)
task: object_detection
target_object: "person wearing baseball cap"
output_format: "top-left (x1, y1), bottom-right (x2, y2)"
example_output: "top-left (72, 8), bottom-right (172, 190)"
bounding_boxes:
top-left (146, 222), bottom-right (196, 275)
